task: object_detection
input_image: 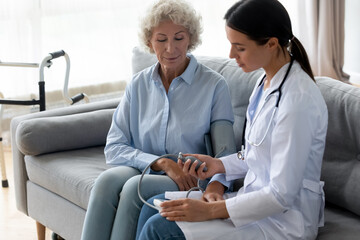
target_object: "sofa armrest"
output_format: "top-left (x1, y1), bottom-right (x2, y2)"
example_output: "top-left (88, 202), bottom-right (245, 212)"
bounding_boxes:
top-left (10, 98), bottom-right (120, 215)
top-left (16, 109), bottom-right (114, 156)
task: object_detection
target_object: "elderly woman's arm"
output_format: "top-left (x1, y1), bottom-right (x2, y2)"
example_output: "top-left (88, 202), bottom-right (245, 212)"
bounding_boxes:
top-left (105, 85), bottom-right (198, 190)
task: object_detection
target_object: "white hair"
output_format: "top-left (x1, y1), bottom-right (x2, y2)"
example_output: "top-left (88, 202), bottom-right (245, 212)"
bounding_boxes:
top-left (139, 0), bottom-right (203, 53)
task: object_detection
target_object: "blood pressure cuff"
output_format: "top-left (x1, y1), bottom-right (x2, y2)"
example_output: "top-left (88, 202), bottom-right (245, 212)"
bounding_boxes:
top-left (205, 120), bottom-right (237, 158)
top-left (203, 120), bottom-right (237, 191)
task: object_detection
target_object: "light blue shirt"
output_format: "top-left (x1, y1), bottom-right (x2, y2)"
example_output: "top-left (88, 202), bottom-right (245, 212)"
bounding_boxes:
top-left (105, 54), bottom-right (234, 173)
top-left (248, 81), bottom-right (264, 121)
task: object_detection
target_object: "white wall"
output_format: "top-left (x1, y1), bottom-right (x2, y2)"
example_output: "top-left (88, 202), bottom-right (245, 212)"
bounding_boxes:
top-left (344, 0), bottom-right (360, 84)
top-left (0, 0), bottom-right (358, 98)
top-left (0, 0), bottom-right (236, 98)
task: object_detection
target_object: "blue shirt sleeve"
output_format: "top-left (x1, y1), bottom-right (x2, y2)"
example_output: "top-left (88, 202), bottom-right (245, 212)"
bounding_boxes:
top-left (209, 173), bottom-right (233, 190)
top-left (210, 79), bottom-right (234, 124)
top-left (104, 82), bottom-right (163, 174)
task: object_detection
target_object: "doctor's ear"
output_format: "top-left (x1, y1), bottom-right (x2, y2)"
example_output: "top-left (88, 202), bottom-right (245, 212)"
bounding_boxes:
top-left (266, 37), bottom-right (279, 50)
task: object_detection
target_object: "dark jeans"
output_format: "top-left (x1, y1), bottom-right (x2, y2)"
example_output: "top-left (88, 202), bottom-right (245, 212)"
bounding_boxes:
top-left (136, 193), bottom-right (185, 240)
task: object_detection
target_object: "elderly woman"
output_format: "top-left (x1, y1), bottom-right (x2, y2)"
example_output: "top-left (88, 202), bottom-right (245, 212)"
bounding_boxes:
top-left (80, 0), bottom-right (234, 239)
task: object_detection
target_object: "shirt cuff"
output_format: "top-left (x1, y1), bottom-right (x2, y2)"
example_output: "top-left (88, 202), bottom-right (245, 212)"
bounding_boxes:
top-left (220, 153), bottom-right (248, 181)
top-left (209, 173), bottom-right (232, 189)
top-left (136, 152), bottom-right (164, 175)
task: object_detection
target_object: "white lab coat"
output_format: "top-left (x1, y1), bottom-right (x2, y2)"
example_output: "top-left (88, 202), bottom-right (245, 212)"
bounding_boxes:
top-left (174, 61), bottom-right (328, 240)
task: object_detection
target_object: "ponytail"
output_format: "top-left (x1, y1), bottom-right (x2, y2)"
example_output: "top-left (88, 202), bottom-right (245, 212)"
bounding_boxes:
top-left (224, 0), bottom-right (315, 81)
top-left (290, 36), bottom-right (315, 82)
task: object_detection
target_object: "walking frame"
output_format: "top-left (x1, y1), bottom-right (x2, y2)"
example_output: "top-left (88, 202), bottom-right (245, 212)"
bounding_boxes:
top-left (0, 50), bottom-right (89, 188)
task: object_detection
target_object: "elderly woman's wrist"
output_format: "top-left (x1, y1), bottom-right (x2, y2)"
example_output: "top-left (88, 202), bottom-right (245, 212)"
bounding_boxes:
top-left (151, 158), bottom-right (172, 172)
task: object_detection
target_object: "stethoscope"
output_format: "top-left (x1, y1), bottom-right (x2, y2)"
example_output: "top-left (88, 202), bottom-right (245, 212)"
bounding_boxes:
top-left (237, 58), bottom-right (294, 160)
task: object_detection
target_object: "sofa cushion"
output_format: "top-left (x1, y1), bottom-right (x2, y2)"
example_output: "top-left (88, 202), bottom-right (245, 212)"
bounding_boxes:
top-left (316, 77), bottom-right (360, 216)
top-left (16, 109), bottom-right (114, 156)
top-left (316, 202), bottom-right (360, 239)
top-left (132, 47), bottom-right (157, 75)
top-left (25, 146), bottom-right (110, 210)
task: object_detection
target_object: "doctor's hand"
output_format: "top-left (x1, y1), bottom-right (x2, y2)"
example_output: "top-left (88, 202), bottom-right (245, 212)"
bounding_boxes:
top-left (202, 181), bottom-right (225, 202)
top-left (181, 154), bottom-right (225, 180)
top-left (152, 158), bottom-right (197, 191)
top-left (159, 198), bottom-right (229, 222)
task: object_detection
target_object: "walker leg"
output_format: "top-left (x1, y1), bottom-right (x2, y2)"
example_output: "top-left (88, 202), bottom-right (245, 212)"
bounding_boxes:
top-left (0, 137), bottom-right (8, 188)
top-left (1, 180), bottom-right (8, 188)
top-left (52, 232), bottom-right (65, 240)
top-left (36, 221), bottom-right (46, 240)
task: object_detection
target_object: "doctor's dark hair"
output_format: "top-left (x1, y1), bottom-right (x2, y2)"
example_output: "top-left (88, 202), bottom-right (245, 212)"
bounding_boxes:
top-left (224, 0), bottom-right (314, 81)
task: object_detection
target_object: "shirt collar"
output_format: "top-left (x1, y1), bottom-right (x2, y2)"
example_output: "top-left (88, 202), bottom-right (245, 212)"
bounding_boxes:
top-left (150, 53), bottom-right (197, 85)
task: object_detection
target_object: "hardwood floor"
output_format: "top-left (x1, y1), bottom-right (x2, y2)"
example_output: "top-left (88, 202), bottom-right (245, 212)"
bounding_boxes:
top-left (0, 147), bottom-right (53, 240)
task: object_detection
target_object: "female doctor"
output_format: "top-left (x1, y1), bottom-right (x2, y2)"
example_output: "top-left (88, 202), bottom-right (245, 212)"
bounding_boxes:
top-left (136, 0), bottom-right (328, 239)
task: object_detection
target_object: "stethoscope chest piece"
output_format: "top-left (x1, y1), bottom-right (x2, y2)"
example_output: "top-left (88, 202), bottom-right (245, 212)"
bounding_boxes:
top-left (236, 145), bottom-right (245, 161)
top-left (237, 145), bottom-right (245, 160)
top-left (237, 151), bottom-right (244, 160)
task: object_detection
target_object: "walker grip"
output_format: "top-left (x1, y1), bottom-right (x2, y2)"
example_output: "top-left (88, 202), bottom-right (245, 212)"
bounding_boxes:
top-left (71, 93), bottom-right (85, 105)
top-left (49, 50), bottom-right (65, 60)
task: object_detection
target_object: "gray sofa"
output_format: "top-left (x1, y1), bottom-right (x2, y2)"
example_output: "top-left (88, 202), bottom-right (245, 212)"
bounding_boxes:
top-left (11, 48), bottom-right (360, 240)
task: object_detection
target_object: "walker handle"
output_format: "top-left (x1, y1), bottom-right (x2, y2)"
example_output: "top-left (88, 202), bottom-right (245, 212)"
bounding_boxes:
top-left (71, 93), bottom-right (86, 105)
top-left (49, 50), bottom-right (65, 60)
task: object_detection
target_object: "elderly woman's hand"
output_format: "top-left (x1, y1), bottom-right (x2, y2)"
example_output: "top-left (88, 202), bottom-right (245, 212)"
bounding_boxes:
top-left (152, 158), bottom-right (198, 191)
top-left (202, 181), bottom-right (226, 202)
